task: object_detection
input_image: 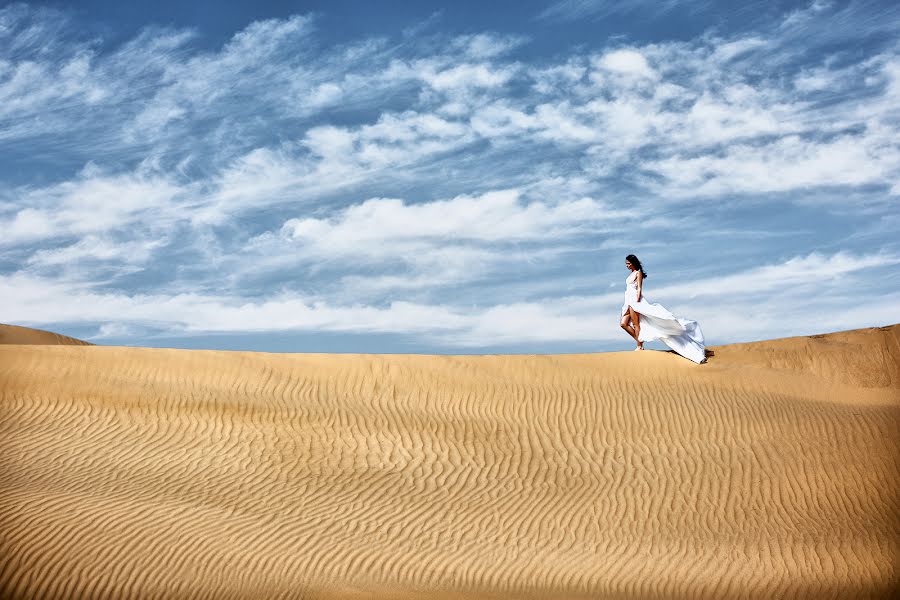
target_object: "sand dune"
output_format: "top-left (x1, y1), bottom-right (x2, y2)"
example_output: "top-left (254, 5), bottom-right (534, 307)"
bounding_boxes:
top-left (0, 323), bottom-right (91, 346)
top-left (1, 323), bottom-right (898, 599)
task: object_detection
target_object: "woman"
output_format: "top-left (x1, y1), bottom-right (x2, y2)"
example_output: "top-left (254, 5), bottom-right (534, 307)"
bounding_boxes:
top-left (620, 254), bottom-right (707, 364)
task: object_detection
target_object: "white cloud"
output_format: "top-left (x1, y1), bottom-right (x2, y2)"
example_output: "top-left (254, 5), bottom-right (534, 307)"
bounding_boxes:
top-left (538, 0), bottom-right (707, 23)
top-left (650, 251), bottom-right (900, 299)
top-left (0, 7), bottom-right (108, 127)
top-left (531, 60), bottom-right (587, 94)
top-left (191, 109), bottom-right (478, 224)
top-left (793, 69), bottom-right (833, 92)
top-left (780, 0), bottom-right (834, 31)
top-left (0, 10), bottom-right (196, 142)
top-left (421, 63), bottom-right (515, 91)
top-left (711, 37), bottom-right (768, 62)
top-left (470, 102), bottom-right (539, 138)
top-left (278, 190), bottom-right (622, 256)
top-left (4, 208), bottom-right (54, 241)
top-left (645, 131), bottom-right (900, 197)
top-left (451, 33), bottom-right (526, 59)
top-left (538, 0), bottom-right (609, 21)
top-left (0, 271), bottom-right (472, 335)
top-left (124, 15), bottom-right (314, 139)
top-left (91, 322), bottom-right (141, 339)
top-left (1, 164), bottom-right (185, 245)
top-left (533, 102), bottom-right (601, 144)
top-left (596, 49), bottom-right (658, 79)
top-left (213, 189), bottom-right (628, 294)
top-left (27, 235), bottom-right (166, 267)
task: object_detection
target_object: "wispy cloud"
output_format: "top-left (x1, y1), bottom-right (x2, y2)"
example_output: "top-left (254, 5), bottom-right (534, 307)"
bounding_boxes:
top-left (537, 0), bottom-right (709, 23)
top-left (0, 163), bottom-right (186, 246)
top-left (651, 251), bottom-right (900, 299)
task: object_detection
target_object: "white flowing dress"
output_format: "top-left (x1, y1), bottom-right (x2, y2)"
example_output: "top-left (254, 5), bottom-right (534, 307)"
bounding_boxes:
top-left (622, 270), bottom-right (706, 364)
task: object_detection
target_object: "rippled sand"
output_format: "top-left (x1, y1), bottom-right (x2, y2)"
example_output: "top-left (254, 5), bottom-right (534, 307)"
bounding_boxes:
top-left (1, 323), bottom-right (898, 599)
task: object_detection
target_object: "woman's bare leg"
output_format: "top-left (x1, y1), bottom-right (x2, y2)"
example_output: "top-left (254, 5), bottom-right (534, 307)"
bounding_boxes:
top-left (628, 306), bottom-right (643, 349)
top-left (620, 314), bottom-right (639, 344)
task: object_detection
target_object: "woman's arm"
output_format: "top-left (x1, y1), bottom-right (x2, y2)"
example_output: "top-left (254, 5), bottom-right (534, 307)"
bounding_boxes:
top-left (636, 271), bottom-right (642, 302)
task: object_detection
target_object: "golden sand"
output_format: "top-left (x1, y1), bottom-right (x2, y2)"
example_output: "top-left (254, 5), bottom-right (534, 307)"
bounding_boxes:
top-left (1, 323), bottom-right (898, 598)
top-left (0, 323), bottom-right (92, 346)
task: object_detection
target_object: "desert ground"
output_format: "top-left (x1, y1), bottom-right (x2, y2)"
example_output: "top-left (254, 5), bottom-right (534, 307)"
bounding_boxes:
top-left (1, 323), bottom-right (898, 599)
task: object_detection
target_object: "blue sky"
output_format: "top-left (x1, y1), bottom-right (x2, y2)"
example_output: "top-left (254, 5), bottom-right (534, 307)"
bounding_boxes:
top-left (2, 0), bottom-right (899, 353)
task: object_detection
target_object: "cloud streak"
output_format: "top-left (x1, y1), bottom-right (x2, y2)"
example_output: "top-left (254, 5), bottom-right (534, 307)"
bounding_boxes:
top-left (538, 0), bottom-right (709, 23)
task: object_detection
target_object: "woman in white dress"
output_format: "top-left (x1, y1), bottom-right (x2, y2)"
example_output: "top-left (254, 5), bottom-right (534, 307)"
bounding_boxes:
top-left (620, 254), bottom-right (707, 364)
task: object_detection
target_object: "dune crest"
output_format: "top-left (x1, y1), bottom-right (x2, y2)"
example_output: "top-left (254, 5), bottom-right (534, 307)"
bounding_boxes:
top-left (710, 325), bottom-right (900, 389)
top-left (1, 324), bottom-right (898, 599)
top-left (0, 323), bottom-right (91, 346)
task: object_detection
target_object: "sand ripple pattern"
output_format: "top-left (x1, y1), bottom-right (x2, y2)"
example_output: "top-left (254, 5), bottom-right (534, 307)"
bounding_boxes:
top-left (1, 325), bottom-right (899, 599)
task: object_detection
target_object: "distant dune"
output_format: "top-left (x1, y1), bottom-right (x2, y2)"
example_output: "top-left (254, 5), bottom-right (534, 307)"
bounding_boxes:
top-left (1, 323), bottom-right (898, 599)
top-left (0, 323), bottom-right (91, 346)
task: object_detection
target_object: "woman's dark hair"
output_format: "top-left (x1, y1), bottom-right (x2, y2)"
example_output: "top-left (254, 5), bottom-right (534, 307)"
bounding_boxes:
top-left (625, 254), bottom-right (647, 279)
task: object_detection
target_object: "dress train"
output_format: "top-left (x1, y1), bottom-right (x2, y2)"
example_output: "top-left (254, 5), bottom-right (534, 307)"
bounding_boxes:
top-left (622, 271), bottom-right (706, 364)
